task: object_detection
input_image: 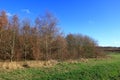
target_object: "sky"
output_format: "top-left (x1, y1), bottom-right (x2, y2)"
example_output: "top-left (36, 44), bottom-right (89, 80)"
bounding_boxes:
top-left (0, 0), bottom-right (120, 47)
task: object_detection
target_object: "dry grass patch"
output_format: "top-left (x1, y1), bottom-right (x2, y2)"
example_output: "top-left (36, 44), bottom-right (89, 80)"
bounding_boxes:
top-left (0, 60), bottom-right (59, 70)
top-left (66, 58), bottom-right (89, 64)
top-left (1, 62), bottom-right (22, 69)
top-left (26, 60), bottom-right (58, 68)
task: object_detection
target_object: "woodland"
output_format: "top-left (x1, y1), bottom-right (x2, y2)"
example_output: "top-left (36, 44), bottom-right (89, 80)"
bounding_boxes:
top-left (0, 10), bottom-right (103, 62)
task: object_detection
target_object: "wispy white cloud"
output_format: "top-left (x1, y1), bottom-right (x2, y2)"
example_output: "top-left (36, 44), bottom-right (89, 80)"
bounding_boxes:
top-left (21, 9), bottom-right (31, 14)
top-left (6, 12), bottom-right (12, 17)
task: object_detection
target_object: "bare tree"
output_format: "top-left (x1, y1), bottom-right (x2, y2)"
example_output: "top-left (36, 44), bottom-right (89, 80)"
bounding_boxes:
top-left (10, 15), bottom-right (19, 62)
top-left (0, 10), bottom-right (104, 61)
top-left (66, 33), bottom-right (98, 59)
top-left (53, 35), bottom-right (67, 60)
top-left (0, 10), bottom-right (8, 60)
top-left (30, 27), bottom-right (40, 60)
top-left (0, 10), bottom-right (8, 46)
top-left (36, 12), bottom-right (59, 60)
top-left (1, 15), bottom-right (19, 62)
top-left (20, 19), bottom-right (31, 61)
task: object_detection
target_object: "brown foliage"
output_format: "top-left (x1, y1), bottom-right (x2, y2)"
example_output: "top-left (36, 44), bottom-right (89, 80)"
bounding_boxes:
top-left (66, 34), bottom-right (103, 59)
top-left (0, 10), bottom-right (104, 62)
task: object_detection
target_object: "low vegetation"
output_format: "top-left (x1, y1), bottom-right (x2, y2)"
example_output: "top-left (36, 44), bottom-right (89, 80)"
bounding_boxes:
top-left (0, 53), bottom-right (119, 80)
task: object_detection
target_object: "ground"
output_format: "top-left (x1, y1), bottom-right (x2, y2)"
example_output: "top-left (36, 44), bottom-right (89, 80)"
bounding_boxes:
top-left (0, 53), bottom-right (120, 80)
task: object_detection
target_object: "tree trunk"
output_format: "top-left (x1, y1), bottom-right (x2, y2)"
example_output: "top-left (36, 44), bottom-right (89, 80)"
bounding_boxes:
top-left (45, 35), bottom-right (48, 61)
top-left (11, 31), bottom-right (15, 62)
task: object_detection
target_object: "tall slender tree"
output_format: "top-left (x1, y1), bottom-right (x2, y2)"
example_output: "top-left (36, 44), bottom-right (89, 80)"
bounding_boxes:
top-left (20, 19), bottom-right (31, 61)
top-left (9, 15), bottom-right (19, 62)
top-left (36, 12), bottom-right (59, 60)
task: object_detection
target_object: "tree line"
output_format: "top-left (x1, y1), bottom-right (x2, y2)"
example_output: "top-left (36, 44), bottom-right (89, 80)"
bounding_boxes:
top-left (0, 10), bottom-right (104, 62)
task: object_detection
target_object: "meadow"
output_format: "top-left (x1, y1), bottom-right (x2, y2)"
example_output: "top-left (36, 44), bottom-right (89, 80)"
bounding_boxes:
top-left (0, 53), bottom-right (119, 80)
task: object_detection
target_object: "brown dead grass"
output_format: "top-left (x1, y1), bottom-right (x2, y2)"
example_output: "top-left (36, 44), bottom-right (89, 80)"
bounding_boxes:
top-left (0, 59), bottom-right (90, 70)
top-left (0, 62), bottom-right (22, 69)
top-left (0, 60), bottom-right (58, 70)
top-left (80, 58), bottom-right (88, 63)
top-left (66, 58), bottom-right (89, 64)
top-left (25, 60), bottom-right (58, 68)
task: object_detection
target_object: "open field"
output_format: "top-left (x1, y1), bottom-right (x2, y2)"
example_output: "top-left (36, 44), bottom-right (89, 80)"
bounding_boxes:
top-left (0, 53), bottom-right (120, 80)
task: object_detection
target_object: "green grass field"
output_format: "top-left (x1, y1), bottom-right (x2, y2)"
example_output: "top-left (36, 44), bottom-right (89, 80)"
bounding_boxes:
top-left (0, 53), bottom-right (120, 80)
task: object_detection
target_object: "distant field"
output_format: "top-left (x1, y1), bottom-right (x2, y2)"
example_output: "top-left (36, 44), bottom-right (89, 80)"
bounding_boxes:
top-left (0, 53), bottom-right (120, 80)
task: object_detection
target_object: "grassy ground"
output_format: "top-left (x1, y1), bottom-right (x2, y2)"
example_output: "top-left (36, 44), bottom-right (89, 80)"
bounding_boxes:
top-left (0, 53), bottom-right (120, 80)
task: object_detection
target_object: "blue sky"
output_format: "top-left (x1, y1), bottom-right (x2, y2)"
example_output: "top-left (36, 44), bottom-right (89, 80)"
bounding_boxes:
top-left (0, 0), bottom-right (120, 47)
